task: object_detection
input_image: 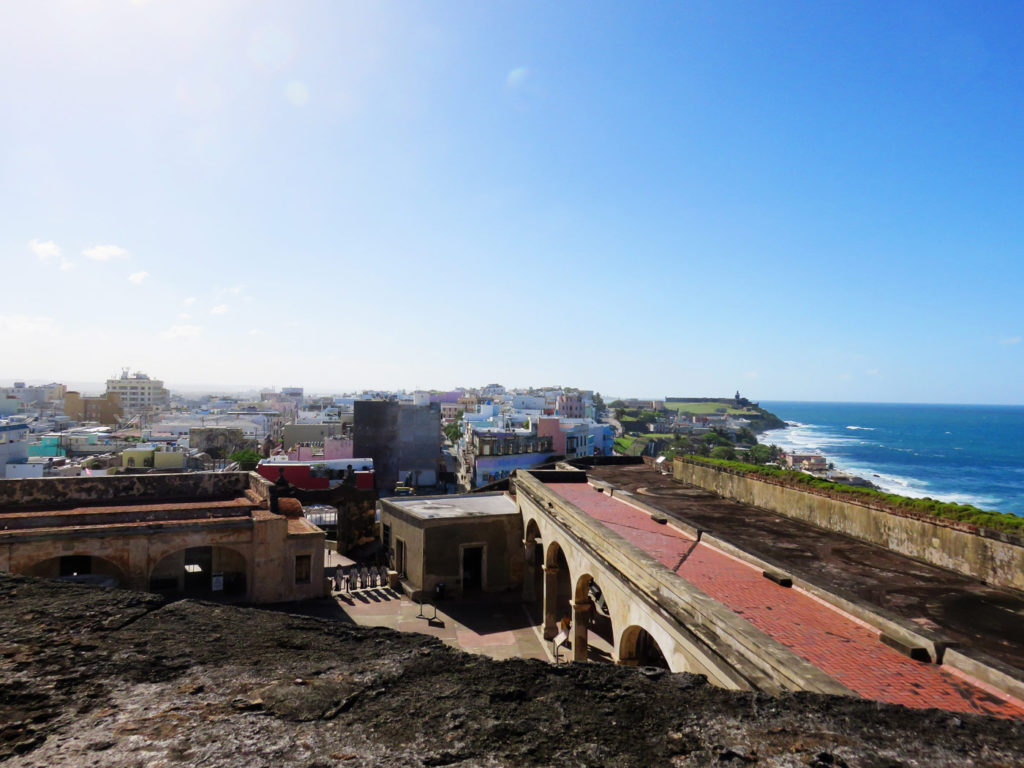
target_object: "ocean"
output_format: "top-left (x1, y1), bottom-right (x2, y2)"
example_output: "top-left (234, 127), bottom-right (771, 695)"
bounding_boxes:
top-left (758, 402), bottom-right (1024, 517)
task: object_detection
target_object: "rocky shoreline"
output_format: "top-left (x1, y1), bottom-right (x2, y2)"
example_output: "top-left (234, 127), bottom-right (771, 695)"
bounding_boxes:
top-left (2, 574), bottom-right (1023, 767)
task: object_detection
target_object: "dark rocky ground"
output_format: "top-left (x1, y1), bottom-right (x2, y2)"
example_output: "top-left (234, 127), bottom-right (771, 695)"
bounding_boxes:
top-left (1, 575), bottom-right (1022, 768)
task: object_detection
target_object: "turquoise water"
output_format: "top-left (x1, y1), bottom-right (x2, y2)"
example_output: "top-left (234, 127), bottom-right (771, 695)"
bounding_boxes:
top-left (759, 402), bottom-right (1024, 516)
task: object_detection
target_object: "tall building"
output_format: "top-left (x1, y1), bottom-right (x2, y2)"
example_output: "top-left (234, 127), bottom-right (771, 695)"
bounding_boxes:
top-left (104, 370), bottom-right (169, 418)
top-left (64, 391), bottom-right (123, 425)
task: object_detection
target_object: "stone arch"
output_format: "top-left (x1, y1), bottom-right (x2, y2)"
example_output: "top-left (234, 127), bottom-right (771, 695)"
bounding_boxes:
top-left (571, 571), bottom-right (616, 663)
top-left (618, 624), bottom-right (670, 670)
top-left (22, 554), bottom-right (128, 587)
top-left (148, 545), bottom-right (249, 598)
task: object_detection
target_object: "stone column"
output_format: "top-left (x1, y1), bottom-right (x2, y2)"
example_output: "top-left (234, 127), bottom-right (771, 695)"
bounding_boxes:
top-left (542, 565), bottom-right (559, 640)
top-left (522, 539), bottom-right (536, 602)
top-left (571, 600), bottom-right (591, 662)
top-left (126, 537), bottom-right (150, 592)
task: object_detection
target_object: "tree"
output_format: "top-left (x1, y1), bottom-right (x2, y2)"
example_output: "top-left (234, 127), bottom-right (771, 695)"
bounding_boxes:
top-left (442, 411), bottom-right (465, 444)
top-left (746, 444), bottom-right (771, 465)
top-left (229, 449), bottom-right (262, 471)
top-left (710, 445), bottom-right (737, 461)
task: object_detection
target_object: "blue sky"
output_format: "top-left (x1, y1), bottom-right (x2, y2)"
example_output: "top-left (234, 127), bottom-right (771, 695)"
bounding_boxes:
top-left (2, 1), bottom-right (1022, 402)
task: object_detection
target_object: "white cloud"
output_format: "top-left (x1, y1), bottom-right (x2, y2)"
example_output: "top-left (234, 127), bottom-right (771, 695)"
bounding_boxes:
top-left (59, 259), bottom-right (74, 272)
top-left (285, 80), bottom-right (309, 106)
top-left (227, 285), bottom-right (244, 295)
top-left (0, 314), bottom-right (60, 335)
top-left (177, 312), bottom-right (192, 320)
top-left (183, 296), bottom-right (197, 305)
top-left (999, 336), bottom-right (1021, 345)
top-left (210, 304), bottom-right (229, 315)
top-left (161, 324), bottom-right (203, 340)
top-left (866, 368), bottom-right (880, 375)
top-left (249, 328), bottom-right (262, 336)
top-left (127, 270), bottom-right (149, 285)
top-left (83, 244), bottom-right (129, 261)
top-left (29, 239), bottom-right (61, 261)
top-left (506, 67), bottom-right (530, 89)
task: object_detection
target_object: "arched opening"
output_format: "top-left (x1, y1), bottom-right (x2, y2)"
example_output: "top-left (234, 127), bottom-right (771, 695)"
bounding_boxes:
top-left (522, 518), bottom-right (543, 603)
top-left (149, 546), bottom-right (248, 599)
top-left (23, 554), bottom-right (126, 588)
top-left (572, 573), bottom-right (614, 663)
top-left (542, 541), bottom-right (572, 640)
top-left (618, 625), bottom-right (670, 670)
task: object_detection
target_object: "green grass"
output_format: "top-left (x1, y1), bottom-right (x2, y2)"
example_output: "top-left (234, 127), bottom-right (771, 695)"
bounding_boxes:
top-left (663, 400), bottom-right (754, 415)
top-left (683, 456), bottom-right (1024, 535)
top-left (613, 436), bottom-right (635, 453)
top-left (641, 432), bottom-right (675, 440)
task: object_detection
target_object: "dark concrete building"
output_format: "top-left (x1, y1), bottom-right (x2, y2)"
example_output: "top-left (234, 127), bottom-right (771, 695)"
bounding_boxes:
top-left (353, 401), bottom-right (441, 494)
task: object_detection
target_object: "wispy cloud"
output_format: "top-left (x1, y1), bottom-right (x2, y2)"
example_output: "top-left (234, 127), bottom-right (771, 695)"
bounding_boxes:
top-left (0, 314), bottom-right (60, 335)
top-left (29, 239), bottom-right (61, 261)
top-left (183, 296), bottom-right (197, 305)
top-left (285, 80), bottom-right (309, 106)
top-left (83, 244), bottom-right (129, 261)
top-left (866, 368), bottom-right (880, 375)
top-left (127, 270), bottom-right (149, 285)
top-left (249, 328), bottom-right (262, 336)
top-left (210, 304), bottom-right (229, 315)
top-left (177, 312), bottom-right (192, 320)
top-left (506, 67), bottom-right (530, 89)
top-left (999, 336), bottom-right (1021, 345)
top-left (161, 324), bottom-right (203, 340)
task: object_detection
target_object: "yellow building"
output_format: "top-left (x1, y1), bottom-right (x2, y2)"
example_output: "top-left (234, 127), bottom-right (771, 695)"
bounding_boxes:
top-left (121, 447), bottom-right (186, 470)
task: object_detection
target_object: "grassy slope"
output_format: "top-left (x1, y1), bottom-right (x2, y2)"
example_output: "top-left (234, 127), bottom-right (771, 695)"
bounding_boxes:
top-left (685, 456), bottom-right (1024, 535)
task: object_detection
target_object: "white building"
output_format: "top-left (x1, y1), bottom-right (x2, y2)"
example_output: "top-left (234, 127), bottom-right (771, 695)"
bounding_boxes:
top-left (0, 419), bottom-right (30, 478)
top-left (105, 370), bottom-right (170, 417)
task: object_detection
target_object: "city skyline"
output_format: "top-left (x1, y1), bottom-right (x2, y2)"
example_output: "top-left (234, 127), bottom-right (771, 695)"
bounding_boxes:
top-left (3, 2), bottom-right (1023, 404)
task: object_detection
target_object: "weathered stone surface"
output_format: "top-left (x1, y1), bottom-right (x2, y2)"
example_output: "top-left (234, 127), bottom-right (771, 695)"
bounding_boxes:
top-left (2, 574), bottom-right (1023, 767)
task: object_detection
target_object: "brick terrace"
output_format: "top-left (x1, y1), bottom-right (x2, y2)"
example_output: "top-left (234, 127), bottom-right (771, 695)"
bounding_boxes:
top-left (547, 482), bottom-right (1024, 720)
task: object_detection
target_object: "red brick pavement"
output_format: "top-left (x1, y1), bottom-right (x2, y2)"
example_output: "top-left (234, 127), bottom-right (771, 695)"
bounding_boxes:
top-left (548, 483), bottom-right (1024, 720)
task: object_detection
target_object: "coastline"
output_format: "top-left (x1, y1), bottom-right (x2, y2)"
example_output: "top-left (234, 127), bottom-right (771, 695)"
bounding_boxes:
top-left (758, 402), bottom-right (1024, 516)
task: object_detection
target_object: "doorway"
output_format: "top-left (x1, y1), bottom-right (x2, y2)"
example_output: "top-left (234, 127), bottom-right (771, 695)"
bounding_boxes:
top-left (461, 545), bottom-right (484, 594)
top-left (395, 538), bottom-right (407, 577)
top-left (184, 547), bottom-right (212, 591)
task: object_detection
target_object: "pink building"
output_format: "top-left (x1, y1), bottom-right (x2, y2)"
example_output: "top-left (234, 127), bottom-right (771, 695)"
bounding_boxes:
top-left (556, 393), bottom-right (584, 419)
top-left (287, 436), bottom-right (354, 462)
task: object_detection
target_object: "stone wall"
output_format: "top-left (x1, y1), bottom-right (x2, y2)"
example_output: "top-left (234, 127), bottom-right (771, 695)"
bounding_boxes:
top-left (0, 471), bottom-right (267, 511)
top-left (674, 459), bottom-right (1024, 592)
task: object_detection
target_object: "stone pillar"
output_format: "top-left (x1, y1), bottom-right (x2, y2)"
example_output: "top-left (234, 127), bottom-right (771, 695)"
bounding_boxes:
top-left (542, 565), bottom-right (559, 640)
top-left (126, 537), bottom-right (150, 592)
top-left (572, 599), bottom-right (591, 662)
top-left (522, 539), bottom-right (536, 602)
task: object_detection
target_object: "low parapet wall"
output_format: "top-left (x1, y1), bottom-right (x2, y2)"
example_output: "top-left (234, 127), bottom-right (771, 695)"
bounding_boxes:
top-left (0, 472), bottom-right (270, 511)
top-left (674, 458), bottom-right (1024, 592)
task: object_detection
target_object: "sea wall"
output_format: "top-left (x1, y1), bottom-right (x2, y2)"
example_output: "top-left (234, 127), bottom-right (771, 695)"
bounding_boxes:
top-left (674, 458), bottom-right (1024, 592)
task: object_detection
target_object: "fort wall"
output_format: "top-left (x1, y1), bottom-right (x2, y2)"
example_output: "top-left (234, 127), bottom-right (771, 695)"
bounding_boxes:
top-left (673, 458), bottom-right (1024, 592)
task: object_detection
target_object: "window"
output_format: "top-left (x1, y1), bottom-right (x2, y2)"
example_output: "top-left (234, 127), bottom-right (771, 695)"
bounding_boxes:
top-left (295, 555), bottom-right (311, 584)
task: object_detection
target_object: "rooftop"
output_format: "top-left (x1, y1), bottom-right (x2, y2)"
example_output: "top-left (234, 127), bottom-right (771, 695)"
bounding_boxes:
top-left (384, 492), bottom-right (516, 520)
top-left (544, 478), bottom-right (1024, 719)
